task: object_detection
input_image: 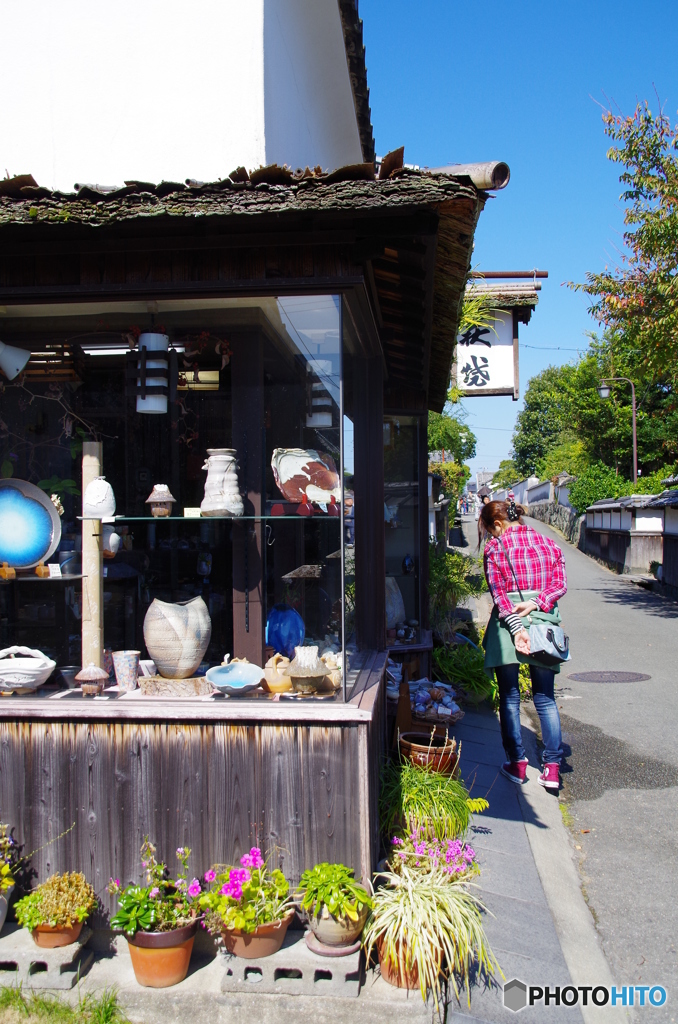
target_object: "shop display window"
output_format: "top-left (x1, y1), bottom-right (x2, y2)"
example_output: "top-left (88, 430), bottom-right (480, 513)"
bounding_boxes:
top-left (0, 295), bottom-right (358, 697)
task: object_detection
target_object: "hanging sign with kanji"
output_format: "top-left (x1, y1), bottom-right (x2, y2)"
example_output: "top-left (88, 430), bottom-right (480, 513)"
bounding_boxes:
top-left (455, 310), bottom-right (518, 399)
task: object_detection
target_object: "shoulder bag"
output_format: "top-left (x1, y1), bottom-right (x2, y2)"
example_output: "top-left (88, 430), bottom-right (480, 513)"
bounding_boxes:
top-left (497, 538), bottom-right (571, 665)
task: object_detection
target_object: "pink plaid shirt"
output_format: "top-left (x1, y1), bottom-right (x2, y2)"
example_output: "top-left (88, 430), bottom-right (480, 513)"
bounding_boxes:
top-left (483, 524), bottom-right (567, 626)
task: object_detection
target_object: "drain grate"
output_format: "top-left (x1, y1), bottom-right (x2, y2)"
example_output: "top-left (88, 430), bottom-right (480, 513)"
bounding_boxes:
top-left (568, 671), bottom-right (651, 683)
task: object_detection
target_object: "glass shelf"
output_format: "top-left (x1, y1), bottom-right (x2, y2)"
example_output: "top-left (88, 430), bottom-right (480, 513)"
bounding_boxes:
top-left (116, 514), bottom-right (342, 522)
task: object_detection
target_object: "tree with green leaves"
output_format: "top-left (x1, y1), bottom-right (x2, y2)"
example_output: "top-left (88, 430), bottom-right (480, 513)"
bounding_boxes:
top-left (491, 459), bottom-right (521, 489)
top-left (572, 100), bottom-right (678, 382)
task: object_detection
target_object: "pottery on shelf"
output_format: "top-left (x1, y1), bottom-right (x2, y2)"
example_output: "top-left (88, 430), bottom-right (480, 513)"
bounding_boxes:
top-left (385, 578), bottom-right (406, 630)
top-left (222, 910), bottom-right (294, 959)
top-left (399, 732), bottom-right (460, 777)
top-left (0, 646), bottom-right (56, 693)
top-left (0, 479), bottom-right (62, 568)
top-left (285, 646), bottom-right (326, 694)
top-left (320, 650), bottom-right (343, 690)
top-left (200, 449), bottom-right (243, 517)
top-left (76, 662), bottom-right (109, 697)
top-left (126, 920), bottom-right (198, 987)
top-left (146, 484), bottom-right (176, 518)
top-left (143, 596), bottom-right (211, 679)
top-left (112, 650), bottom-right (141, 691)
top-left (266, 603), bottom-right (305, 659)
top-left (82, 476), bottom-right (116, 521)
top-left (262, 653), bottom-right (292, 693)
top-left (102, 524), bottom-right (121, 557)
top-left (271, 448), bottom-right (341, 504)
top-left (31, 922), bottom-right (84, 948)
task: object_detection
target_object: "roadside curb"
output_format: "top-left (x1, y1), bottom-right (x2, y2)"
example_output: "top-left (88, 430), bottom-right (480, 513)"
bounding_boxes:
top-left (518, 712), bottom-right (632, 1023)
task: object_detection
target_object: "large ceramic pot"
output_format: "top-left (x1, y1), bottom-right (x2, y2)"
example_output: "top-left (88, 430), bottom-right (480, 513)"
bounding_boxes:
top-left (201, 449), bottom-right (243, 517)
top-left (0, 885), bottom-right (13, 935)
top-left (126, 921), bottom-right (198, 988)
top-left (0, 646), bottom-right (56, 693)
top-left (143, 597), bottom-right (211, 679)
top-left (377, 936), bottom-right (440, 991)
top-left (399, 732), bottom-right (459, 777)
top-left (385, 578), bottom-right (406, 630)
top-left (266, 604), bottom-right (305, 659)
top-left (82, 476), bottom-right (116, 520)
top-left (222, 910), bottom-right (294, 959)
top-left (31, 921), bottom-right (83, 948)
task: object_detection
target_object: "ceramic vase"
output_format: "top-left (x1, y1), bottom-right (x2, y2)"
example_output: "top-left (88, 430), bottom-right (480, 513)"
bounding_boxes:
top-left (266, 604), bottom-right (305, 659)
top-left (112, 650), bottom-right (141, 690)
top-left (200, 449), bottom-right (243, 517)
top-left (143, 596), bottom-right (211, 678)
top-left (83, 476), bottom-right (116, 520)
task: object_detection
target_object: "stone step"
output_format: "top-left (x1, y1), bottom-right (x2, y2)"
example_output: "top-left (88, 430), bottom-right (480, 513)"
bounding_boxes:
top-left (0, 922), bottom-right (93, 990)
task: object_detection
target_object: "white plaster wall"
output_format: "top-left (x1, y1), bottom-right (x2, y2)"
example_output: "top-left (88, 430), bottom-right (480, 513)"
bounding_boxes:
top-left (263, 0), bottom-right (363, 170)
top-left (633, 509), bottom-right (664, 533)
top-left (0, 0), bottom-right (363, 191)
top-left (665, 508), bottom-right (678, 536)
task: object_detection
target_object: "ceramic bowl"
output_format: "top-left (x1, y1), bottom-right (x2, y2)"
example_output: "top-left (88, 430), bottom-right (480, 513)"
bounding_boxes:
top-left (206, 662), bottom-right (264, 696)
top-left (0, 646), bottom-right (56, 692)
top-left (0, 480), bottom-right (62, 568)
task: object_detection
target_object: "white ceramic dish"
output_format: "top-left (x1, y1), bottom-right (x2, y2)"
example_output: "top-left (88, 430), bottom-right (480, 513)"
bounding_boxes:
top-left (0, 646), bottom-right (56, 692)
top-left (206, 662), bottom-right (264, 696)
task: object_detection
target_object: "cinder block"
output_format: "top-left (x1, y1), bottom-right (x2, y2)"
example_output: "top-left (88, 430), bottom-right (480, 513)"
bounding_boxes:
top-left (220, 930), bottom-right (362, 997)
top-left (0, 923), bottom-right (93, 990)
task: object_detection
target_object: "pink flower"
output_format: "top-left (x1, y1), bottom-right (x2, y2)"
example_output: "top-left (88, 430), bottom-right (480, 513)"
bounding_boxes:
top-left (229, 868), bottom-right (251, 884)
top-left (149, 887), bottom-right (160, 898)
top-left (176, 847), bottom-right (186, 857)
top-left (240, 847), bottom-right (264, 870)
top-left (220, 880), bottom-right (243, 900)
top-left (187, 878), bottom-right (201, 898)
top-left (175, 878), bottom-right (187, 893)
top-left (204, 869), bottom-right (216, 883)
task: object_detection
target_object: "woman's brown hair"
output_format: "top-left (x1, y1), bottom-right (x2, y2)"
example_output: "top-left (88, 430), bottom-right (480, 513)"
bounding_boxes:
top-left (477, 500), bottom-right (527, 548)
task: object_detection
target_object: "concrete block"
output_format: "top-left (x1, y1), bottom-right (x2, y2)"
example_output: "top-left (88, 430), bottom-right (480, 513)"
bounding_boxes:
top-left (220, 930), bottom-right (362, 998)
top-left (0, 923), bottom-right (93, 990)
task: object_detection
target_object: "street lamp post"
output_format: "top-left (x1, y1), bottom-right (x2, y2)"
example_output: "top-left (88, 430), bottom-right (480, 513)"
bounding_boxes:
top-left (597, 377), bottom-right (637, 483)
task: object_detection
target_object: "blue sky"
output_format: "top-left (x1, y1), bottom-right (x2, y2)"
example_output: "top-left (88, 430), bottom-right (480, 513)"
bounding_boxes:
top-left (361, 0), bottom-right (678, 480)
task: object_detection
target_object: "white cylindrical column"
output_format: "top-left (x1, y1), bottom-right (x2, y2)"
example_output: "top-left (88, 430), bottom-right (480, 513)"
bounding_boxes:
top-left (81, 441), bottom-right (104, 667)
top-left (137, 333), bottom-right (169, 414)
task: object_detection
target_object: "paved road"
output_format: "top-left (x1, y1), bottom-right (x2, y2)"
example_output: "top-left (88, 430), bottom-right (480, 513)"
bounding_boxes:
top-left (526, 518), bottom-right (678, 1020)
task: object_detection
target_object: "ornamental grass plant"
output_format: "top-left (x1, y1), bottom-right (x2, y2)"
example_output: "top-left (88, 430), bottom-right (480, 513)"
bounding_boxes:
top-left (363, 862), bottom-right (500, 1008)
top-left (379, 758), bottom-right (488, 840)
top-left (0, 986), bottom-right (127, 1024)
top-left (14, 873), bottom-right (96, 931)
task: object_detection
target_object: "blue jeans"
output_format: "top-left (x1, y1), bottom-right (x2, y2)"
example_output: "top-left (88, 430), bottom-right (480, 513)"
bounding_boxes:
top-left (495, 664), bottom-right (563, 766)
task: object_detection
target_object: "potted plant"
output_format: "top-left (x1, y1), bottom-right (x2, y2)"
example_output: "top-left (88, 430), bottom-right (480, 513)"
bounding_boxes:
top-left (296, 862), bottom-right (372, 950)
top-left (387, 829), bottom-right (479, 879)
top-left (14, 872), bottom-right (97, 947)
top-left (363, 862), bottom-right (500, 1008)
top-left (0, 824), bottom-right (16, 935)
top-left (200, 847), bottom-right (293, 958)
top-left (379, 757), bottom-right (488, 840)
top-left (108, 839), bottom-right (202, 988)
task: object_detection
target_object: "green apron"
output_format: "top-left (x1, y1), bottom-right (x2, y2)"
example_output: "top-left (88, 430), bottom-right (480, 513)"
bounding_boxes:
top-left (483, 590), bottom-right (563, 675)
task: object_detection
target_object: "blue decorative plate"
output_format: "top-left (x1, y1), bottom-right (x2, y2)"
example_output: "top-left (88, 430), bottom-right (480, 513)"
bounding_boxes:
top-left (206, 662), bottom-right (264, 696)
top-left (0, 480), bottom-right (61, 568)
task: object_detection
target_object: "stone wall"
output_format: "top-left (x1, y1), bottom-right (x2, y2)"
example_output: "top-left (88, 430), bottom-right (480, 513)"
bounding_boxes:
top-left (528, 501), bottom-right (585, 547)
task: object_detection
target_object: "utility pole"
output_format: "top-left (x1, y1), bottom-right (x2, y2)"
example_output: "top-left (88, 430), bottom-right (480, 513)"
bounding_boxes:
top-left (598, 378), bottom-right (637, 483)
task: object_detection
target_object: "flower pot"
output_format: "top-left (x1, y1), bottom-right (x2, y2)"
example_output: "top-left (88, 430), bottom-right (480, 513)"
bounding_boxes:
top-left (222, 910), bottom-right (294, 959)
top-left (399, 732), bottom-right (459, 777)
top-left (31, 921), bottom-right (83, 948)
top-left (377, 936), bottom-right (420, 989)
top-left (126, 921), bottom-right (198, 988)
top-left (309, 902), bottom-right (369, 948)
top-left (0, 885), bottom-right (14, 935)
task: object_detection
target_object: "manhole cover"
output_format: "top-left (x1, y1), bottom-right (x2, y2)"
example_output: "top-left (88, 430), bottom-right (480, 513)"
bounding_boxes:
top-left (568, 671), bottom-right (651, 683)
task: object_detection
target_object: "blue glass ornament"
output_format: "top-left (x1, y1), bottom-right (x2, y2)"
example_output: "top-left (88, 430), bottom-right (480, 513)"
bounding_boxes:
top-left (266, 603), bottom-right (305, 658)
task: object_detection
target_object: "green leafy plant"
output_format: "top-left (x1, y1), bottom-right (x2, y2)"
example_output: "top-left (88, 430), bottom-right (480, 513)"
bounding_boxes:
top-left (108, 839), bottom-right (202, 937)
top-left (0, 824), bottom-right (16, 893)
top-left (296, 863), bottom-right (371, 922)
top-left (200, 847), bottom-right (291, 935)
top-left (363, 862), bottom-right (500, 1008)
top-left (380, 759), bottom-right (488, 840)
top-left (433, 643), bottom-right (497, 704)
top-left (37, 475), bottom-right (80, 497)
top-left (14, 872), bottom-right (97, 930)
top-left (0, 986), bottom-right (128, 1023)
top-left (428, 544), bottom-right (486, 639)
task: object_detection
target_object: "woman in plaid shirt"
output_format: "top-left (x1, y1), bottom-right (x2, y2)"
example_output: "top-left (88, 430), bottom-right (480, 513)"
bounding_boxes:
top-left (479, 499), bottom-right (567, 790)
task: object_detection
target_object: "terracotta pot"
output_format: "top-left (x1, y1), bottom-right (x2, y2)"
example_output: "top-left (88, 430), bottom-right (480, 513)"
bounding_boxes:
top-left (126, 921), bottom-right (198, 988)
top-left (309, 902), bottom-right (369, 948)
top-left (222, 910), bottom-right (294, 959)
top-left (377, 935), bottom-right (441, 990)
top-left (399, 732), bottom-right (459, 777)
top-left (31, 921), bottom-right (83, 948)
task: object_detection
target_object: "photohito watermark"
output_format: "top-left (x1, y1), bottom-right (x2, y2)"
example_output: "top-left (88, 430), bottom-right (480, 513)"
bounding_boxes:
top-left (503, 979), bottom-right (667, 1012)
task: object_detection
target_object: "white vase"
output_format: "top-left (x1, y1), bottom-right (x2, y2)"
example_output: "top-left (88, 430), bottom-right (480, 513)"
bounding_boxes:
top-left (143, 596), bottom-right (212, 678)
top-left (83, 476), bottom-right (116, 520)
top-left (200, 449), bottom-right (243, 517)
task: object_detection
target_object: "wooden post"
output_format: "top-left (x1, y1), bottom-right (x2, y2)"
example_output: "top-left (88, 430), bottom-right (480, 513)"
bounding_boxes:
top-left (81, 442), bottom-right (103, 667)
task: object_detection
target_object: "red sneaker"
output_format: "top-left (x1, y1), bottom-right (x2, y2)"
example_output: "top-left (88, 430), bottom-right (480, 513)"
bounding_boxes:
top-left (538, 763), bottom-right (560, 790)
top-left (501, 758), bottom-right (528, 785)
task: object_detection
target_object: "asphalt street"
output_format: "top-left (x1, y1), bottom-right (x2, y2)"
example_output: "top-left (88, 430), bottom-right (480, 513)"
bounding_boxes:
top-left (526, 518), bottom-right (678, 1021)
